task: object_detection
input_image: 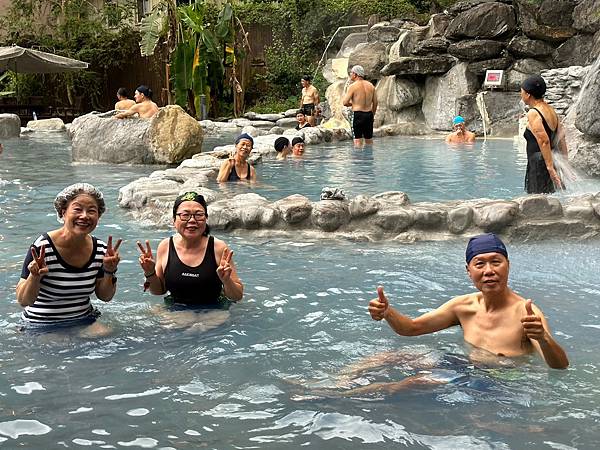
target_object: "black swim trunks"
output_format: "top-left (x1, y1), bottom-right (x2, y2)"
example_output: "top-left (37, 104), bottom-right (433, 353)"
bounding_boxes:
top-left (301, 103), bottom-right (315, 117)
top-left (352, 110), bottom-right (374, 140)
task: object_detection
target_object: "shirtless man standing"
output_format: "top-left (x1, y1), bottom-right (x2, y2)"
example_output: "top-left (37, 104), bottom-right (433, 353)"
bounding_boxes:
top-left (300, 76), bottom-right (320, 127)
top-left (445, 116), bottom-right (476, 144)
top-left (369, 233), bottom-right (568, 369)
top-left (115, 85), bottom-right (159, 119)
top-left (342, 65), bottom-right (377, 147)
top-left (114, 88), bottom-right (136, 111)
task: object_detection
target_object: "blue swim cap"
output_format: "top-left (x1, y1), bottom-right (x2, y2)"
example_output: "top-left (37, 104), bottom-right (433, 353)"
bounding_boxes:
top-left (235, 133), bottom-right (254, 146)
top-left (466, 233), bottom-right (508, 264)
top-left (453, 116), bottom-right (465, 126)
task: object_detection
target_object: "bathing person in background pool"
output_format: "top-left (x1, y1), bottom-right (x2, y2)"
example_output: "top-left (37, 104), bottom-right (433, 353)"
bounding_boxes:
top-left (445, 116), bottom-right (475, 144)
top-left (295, 111), bottom-right (311, 130)
top-left (369, 233), bottom-right (569, 369)
top-left (274, 136), bottom-right (291, 160)
top-left (16, 183), bottom-right (122, 332)
top-left (343, 65), bottom-right (377, 147)
top-left (217, 133), bottom-right (257, 182)
top-left (521, 74), bottom-right (568, 193)
top-left (291, 136), bottom-right (305, 157)
top-left (114, 85), bottom-right (159, 119)
top-left (137, 192), bottom-right (243, 322)
top-left (300, 75), bottom-right (320, 127)
top-left (114, 87), bottom-right (135, 111)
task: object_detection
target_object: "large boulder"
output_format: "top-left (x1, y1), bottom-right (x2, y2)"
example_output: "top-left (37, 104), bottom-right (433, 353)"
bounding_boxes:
top-left (71, 105), bottom-right (204, 164)
top-left (336, 32), bottom-right (368, 58)
top-left (26, 118), bottom-right (66, 131)
top-left (374, 76), bottom-right (424, 127)
top-left (389, 27), bottom-right (429, 61)
top-left (573, 0), bottom-right (600, 33)
top-left (421, 63), bottom-right (479, 131)
top-left (575, 56), bottom-right (600, 137)
top-left (515, 0), bottom-right (576, 43)
top-left (553, 35), bottom-right (595, 67)
top-left (456, 91), bottom-right (522, 137)
top-left (381, 55), bottom-right (456, 76)
top-left (412, 37), bottom-right (450, 55)
top-left (448, 40), bottom-right (505, 61)
top-left (466, 56), bottom-right (514, 76)
top-left (0, 113), bottom-right (21, 138)
top-left (367, 24), bottom-right (401, 43)
top-left (504, 58), bottom-right (550, 91)
top-left (347, 42), bottom-right (388, 80)
top-left (507, 35), bottom-right (554, 58)
top-left (425, 13), bottom-right (451, 39)
top-left (445, 3), bottom-right (517, 40)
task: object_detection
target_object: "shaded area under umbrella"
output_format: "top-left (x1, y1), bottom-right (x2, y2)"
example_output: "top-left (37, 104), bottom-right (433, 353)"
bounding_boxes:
top-left (0, 45), bottom-right (88, 73)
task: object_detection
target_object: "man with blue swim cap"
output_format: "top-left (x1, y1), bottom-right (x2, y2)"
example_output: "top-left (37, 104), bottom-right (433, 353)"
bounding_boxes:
top-left (445, 115), bottom-right (476, 144)
top-left (369, 233), bottom-right (568, 369)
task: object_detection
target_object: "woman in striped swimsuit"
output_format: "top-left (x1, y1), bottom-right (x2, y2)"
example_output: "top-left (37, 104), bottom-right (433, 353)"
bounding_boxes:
top-left (16, 183), bottom-right (122, 331)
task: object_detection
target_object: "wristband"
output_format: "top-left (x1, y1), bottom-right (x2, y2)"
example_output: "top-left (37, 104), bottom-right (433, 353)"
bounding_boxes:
top-left (144, 270), bottom-right (156, 278)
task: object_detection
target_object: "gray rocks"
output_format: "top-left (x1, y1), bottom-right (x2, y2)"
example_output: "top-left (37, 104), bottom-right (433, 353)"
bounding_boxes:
top-left (381, 55), bottom-right (456, 76)
top-left (473, 201), bottom-right (519, 232)
top-left (26, 118), bottom-right (66, 131)
top-left (274, 194), bottom-right (312, 225)
top-left (311, 201), bottom-right (350, 231)
top-left (515, 0), bottom-right (576, 43)
top-left (448, 40), bottom-right (505, 61)
top-left (71, 105), bottom-right (204, 164)
top-left (367, 24), bottom-right (401, 43)
top-left (0, 114), bottom-right (21, 138)
top-left (445, 3), bottom-right (517, 40)
top-left (573, 0), bottom-right (600, 33)
top-left (422, 63), bottom-right (479, 131)
top-left (448, 206), bottom-right (474, 234)
top-left (348, 42), bottom-right (388, 80)
top-left (507, 35), bottom-right (554, 58)
top-left (575, 56), bottom-right (600, 137)
top-left (412, 37), bottom-right (449, 55)
top-left (553, 35), bottom-right (595, 67)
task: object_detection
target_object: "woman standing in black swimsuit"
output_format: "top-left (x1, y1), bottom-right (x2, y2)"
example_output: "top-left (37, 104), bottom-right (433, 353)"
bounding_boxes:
top-left (217, 133), bottom-right (257, 182)
top-left (137, 192), bottom-right (243, 309)
top-left (521, 75), bottom-right (568, 194)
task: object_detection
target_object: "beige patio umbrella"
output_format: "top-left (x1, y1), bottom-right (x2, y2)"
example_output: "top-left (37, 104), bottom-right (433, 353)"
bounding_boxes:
top-left (0, 45), bottom-right (89, 73)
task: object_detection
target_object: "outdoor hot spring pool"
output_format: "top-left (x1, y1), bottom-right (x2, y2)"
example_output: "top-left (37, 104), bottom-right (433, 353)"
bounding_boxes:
top-left (1, 134), bottom-right (599, 449)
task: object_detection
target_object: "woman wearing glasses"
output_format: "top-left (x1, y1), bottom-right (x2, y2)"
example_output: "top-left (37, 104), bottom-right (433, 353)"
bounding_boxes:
top-left (137, 192), bottom-right (243, 314)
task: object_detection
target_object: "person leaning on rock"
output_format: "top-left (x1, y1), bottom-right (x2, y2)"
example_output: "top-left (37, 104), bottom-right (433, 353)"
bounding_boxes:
top-left (115, 85), bottom-right (159, 119)
top-left (114, 87), bottom-right (136, 111)
top-left (343, 65), bottom-right (377, 147)
top-left (445, 116), bottom-right (476, 144)
top-left (369, 233), bottom-right (569, 369)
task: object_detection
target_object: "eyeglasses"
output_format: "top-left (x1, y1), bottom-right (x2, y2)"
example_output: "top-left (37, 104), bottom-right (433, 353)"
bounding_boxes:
top-left (176, 212), bottom-right (206, 221)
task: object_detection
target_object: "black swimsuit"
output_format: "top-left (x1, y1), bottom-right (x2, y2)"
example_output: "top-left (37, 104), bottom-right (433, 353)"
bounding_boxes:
top-left (523, 107), bottom-right (557, 194)
top-left (164, 236), bottom-right (223, 306)
top-left (227, 162), bottom-right (251, 181)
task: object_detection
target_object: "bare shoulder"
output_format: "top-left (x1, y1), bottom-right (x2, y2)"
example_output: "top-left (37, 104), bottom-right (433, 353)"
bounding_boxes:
top-left (449, 292), bottom-right (480, 310)
top-left (212, 236), bottom-right (228, 251)
top-left (156, 237), bottom-right (170, 253)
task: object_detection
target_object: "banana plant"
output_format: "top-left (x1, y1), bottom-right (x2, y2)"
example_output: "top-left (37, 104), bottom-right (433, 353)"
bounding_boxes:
top-left (139, 0), bottom-right (239, 118)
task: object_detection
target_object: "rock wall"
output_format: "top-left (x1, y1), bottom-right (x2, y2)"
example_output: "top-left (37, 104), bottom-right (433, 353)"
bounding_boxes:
top-left (326, 1), bottom-right (600, 136)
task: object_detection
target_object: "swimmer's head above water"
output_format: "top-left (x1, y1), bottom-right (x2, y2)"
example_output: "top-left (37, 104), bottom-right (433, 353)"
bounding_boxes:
top-left (465, 233), bottom-right (508, 264)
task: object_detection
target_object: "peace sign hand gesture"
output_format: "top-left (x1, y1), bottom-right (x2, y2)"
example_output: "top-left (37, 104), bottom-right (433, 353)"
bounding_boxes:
top-left (137, 240), bottom-right (156, 275)
top-left (216, 247), bottom-right (234, 283)
top-left (28, 246), bottom-right (49, 278)
top-left (103, 235), bottom-right (122, 273)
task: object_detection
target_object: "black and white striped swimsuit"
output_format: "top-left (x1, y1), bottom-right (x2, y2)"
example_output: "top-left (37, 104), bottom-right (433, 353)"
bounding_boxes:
top-left (20, 233), bottom-right (107, 323)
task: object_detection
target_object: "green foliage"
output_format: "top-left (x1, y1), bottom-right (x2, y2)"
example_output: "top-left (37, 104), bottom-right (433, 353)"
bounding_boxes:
top-left (249, 95), bottom-right (300, 114)
top-left (0, 0), bottom-right (140, 108)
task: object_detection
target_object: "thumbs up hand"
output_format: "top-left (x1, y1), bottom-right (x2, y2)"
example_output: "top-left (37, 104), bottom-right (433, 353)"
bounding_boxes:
top-left (368, 286), bottom-right (389, 321)
top-left (521, 299), bottom-right (546, 342)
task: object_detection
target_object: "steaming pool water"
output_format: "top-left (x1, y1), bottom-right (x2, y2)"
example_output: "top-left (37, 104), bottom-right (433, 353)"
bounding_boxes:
top-left (1, 134), bottom-right (599, 449)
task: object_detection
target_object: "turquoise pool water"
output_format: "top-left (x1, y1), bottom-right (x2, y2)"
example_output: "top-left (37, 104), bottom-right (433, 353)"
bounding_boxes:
top-left (1, 134), bottom-right (599, 449)
top-left (210, 136), bottom-right (600, 202)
